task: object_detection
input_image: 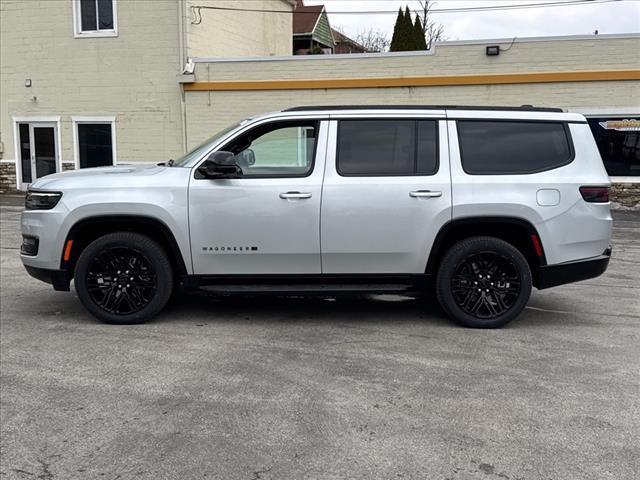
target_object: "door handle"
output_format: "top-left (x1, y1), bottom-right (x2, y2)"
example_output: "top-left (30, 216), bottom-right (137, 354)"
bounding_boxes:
top-left (410, 190), bottom-right (442, 198)
top-left (279, 191), bottom-right (312, 200)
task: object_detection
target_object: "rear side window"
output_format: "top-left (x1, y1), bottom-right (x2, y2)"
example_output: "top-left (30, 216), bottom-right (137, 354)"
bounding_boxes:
top-left (337, 120), bottom-right (438, 176)
top-left (457, 121), bottom-right (573, 174)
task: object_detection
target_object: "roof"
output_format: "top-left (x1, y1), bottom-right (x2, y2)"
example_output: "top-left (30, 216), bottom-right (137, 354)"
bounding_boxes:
top-left (293, 5), bottom-right (324, 35)
top-left (284, 105), bottom-right (564, 113)
top-left (331, 29), bottom-right (367, 51)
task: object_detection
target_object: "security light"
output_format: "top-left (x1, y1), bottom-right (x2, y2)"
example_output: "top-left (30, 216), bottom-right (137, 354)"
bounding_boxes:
top-left (486, 46), bottom-right (500, 56)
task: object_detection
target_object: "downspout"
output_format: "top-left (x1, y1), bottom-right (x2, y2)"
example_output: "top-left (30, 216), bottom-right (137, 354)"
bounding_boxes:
top-left (178, 0), bottom-right (188, 152)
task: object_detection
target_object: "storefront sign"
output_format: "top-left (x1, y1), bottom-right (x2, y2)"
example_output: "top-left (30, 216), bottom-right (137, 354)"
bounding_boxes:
top-left (598, 119), bottom-right (640, 132)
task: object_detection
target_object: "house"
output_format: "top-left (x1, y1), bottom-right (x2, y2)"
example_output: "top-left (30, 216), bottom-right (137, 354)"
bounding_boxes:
top-left (0, 0), bottom-right (296, 192)
top-left (332, 29), bottom-right (368, 54)
top-left (292, 0), bottom-right (335, 54)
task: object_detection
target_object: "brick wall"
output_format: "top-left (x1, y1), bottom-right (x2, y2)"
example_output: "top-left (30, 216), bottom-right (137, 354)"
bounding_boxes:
top-left (0, 0), bottom-right (184, 170)
top-left (0, 163), bottom-right (18, 194)
top-left (186, 0), bottom-right (293, 58)
top-left (611, 183), bottom-right (640, 208)
top-left (185, 35), bottom-right (640, 144)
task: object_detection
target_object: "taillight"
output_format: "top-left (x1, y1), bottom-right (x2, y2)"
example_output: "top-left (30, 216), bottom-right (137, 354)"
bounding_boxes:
top-left (580, 186), bottom-right (609, 203)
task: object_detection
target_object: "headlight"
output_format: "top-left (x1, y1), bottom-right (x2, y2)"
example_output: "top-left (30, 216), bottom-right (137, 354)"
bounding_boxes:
top-left (25, 191), bottom-right (62, 210)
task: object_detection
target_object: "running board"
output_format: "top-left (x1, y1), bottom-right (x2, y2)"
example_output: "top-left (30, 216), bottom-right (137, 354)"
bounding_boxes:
top-left (200, 283), bottom-right (415, 295)
top-left (184, 274), bottom-right (430, 295)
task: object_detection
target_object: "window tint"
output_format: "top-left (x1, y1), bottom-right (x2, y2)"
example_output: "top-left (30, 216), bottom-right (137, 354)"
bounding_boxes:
top-left (458, 121), bottom-right (572, 174)
top-left (337, 120), bottom-right (438, 176)
top-left (78, 123), bottom-right (113, 168)
top-left (417, 121), bottom-right (438, 174)
top-left (223, 121), bottom-right (317, 177)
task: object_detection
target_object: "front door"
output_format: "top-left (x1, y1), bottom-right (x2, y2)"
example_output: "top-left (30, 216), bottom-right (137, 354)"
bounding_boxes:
top-left (189, 119), bottom-right (328, 275)
top-left (320, 117), bottom-right (452, 274)
top-left (17, 122), bottom-right (59, 189)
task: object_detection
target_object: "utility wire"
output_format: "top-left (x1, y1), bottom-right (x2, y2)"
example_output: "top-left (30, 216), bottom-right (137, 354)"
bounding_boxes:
top-left (191, 0), bottom-right (623, 17)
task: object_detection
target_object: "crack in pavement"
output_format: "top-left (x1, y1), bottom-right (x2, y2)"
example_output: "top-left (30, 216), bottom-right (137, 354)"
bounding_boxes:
top-left (526, 305), bottom-right (640, 319)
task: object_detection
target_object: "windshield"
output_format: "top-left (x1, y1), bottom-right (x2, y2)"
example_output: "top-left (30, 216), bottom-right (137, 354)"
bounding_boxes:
top-left (172, 122), bottom-right (242, 167)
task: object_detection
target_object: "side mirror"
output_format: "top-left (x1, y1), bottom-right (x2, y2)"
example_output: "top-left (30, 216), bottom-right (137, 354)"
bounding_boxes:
top-left (197, 151), bottom-right (241, 178)
top-left (235, 149), bottom-right (256, 166)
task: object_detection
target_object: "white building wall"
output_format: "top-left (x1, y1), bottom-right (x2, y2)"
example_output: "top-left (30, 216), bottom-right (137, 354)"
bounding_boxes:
top-left (186, 0), bottom-right (294, 58)
top-left (0, 0), bottom-right (184, 173)
top-left (184, 35), bottom-right (640, 145)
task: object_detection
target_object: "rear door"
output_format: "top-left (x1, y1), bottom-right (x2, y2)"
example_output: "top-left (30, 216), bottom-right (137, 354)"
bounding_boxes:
top-left (320, 114), bottom-right (452, 274)
top-left (448, 111), bottom-right (611, 264)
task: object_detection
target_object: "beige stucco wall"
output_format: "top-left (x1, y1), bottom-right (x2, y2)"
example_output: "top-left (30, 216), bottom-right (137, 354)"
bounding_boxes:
top-left (183, 35), bottom-right (640, 147)
top-left (186, 0), bottom-right (294, 58)
top-left (0, 0), bottom-right (184, 171)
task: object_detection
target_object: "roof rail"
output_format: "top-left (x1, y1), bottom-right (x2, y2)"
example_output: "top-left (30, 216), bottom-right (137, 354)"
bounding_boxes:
top-left (283, 105), bottom-right (564, 113)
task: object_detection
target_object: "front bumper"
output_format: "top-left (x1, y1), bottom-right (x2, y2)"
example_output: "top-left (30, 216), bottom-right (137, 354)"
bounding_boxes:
top-left (536, 247), bottom-right (611, 289)
top-left (24, 265), bottom-right (71, 291)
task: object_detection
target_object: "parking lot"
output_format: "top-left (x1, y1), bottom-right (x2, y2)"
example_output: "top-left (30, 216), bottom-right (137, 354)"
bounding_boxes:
top-left (0, 199), bottom-right (638, 480)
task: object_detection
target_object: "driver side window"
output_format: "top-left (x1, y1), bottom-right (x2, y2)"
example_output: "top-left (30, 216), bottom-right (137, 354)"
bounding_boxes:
top-left (223, 120), bottom-right (318, 177)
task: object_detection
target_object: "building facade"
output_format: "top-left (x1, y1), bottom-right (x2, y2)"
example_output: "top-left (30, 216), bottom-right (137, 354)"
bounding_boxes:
top-left (0, 0), bottom-right (295, 192)
top-left (184, 34), bottom-right (639, 205)
top-left (1, 3), bottom-right (638, 205)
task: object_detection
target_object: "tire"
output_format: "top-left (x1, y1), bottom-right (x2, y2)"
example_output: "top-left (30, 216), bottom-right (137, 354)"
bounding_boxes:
top-left (74, 232), bottom-right (174, 324)
top-left (436, 236), bottom-right (532, 328)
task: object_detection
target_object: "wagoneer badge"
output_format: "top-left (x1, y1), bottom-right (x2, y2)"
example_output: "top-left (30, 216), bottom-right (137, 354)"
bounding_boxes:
top-left (202, 246), bottom-right (259, 253)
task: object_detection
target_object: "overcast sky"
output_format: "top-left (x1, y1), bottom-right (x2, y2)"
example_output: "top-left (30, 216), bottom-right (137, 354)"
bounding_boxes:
top-left (302, 0), bottom-right (640, 41)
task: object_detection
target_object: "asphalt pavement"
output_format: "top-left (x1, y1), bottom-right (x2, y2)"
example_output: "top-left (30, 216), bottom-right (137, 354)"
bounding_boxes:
top-left (1, 204), bottom-right (638, 480)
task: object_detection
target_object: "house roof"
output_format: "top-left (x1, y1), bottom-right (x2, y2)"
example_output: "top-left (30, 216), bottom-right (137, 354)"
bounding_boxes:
top-left (331, 29), bottom-right (367, 51)
top-left (293, 5), bottom-right (324, 35)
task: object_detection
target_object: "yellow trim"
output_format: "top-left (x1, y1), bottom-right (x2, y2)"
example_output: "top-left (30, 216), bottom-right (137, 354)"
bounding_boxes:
top-left (183, 70), bottom-right (640, 92)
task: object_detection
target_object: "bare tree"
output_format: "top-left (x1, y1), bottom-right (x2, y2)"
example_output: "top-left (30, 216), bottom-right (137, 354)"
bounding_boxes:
top-left (354, 28), bottom-right (391, 53)
top-left (333, 25), bottom-right (390, 53)
top-left (415, 0), bottom-right (445, 49)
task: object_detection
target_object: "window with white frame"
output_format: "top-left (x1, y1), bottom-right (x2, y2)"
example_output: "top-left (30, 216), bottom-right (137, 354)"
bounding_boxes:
top-left (73, 0), bottom-right (118, 37)
top-left (73, 117), bottom-right (117, 168)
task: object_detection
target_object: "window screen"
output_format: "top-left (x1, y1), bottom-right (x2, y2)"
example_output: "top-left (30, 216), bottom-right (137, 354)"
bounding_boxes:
top-left (458, 121), bottom-right (573, 174)
top-left (337, 120), bottom-right (438, 176)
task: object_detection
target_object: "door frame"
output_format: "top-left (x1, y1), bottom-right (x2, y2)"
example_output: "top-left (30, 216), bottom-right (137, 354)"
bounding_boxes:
top-left (12, 116), bottom-right (62, 190)
top-left (72, 116), bottom-right (117, 169)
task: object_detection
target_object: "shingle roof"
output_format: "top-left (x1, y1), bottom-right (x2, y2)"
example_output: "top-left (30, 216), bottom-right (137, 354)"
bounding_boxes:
top-left (293, 5), bottom-right (324, 35)
top-left (331, 29), bottom-right (366, 50)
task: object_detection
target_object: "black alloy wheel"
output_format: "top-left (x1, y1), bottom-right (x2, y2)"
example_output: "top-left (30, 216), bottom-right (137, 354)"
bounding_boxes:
top-left (451, 251), bottom-right (521, 319)
top-left (436, 236), bottom-right (532, 328)
top-left (85, 246), bottom-right (157, 315)
top-left (75, 232), bottom-right (173, 324)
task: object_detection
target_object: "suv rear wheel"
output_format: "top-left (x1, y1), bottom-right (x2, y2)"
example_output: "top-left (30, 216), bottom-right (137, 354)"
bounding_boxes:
top-left (436, 236), bottom-right (532, 328)
top-left (74, 232), bottom-right (173, 324)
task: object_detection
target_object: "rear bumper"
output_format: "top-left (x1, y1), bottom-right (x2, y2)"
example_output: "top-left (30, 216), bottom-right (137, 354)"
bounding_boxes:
top-left (536, 247), bottom-right (611, 289)
top-left (24, 265), bottom-right (71, 291)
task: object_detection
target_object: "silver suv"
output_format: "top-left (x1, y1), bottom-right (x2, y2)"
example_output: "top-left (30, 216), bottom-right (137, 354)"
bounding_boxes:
top-left (20, 106), bottom-right (612, 328)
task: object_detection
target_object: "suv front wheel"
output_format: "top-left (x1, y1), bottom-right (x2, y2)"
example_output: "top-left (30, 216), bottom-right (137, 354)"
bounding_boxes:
top-left (436, 236), bottom-right (532, 328)
top-left (74, 232), bottom-right (174, 324)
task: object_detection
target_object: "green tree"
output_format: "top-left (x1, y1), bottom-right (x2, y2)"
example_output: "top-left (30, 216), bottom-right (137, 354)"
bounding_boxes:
top-left (413, 15), bottom-right (427, 50)
top-left (402, 6), bottom-right (414, 50)
top-left (389, 8), bottom-right (404, 51)
top-left (392, 6), bottom-right (428, 51)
